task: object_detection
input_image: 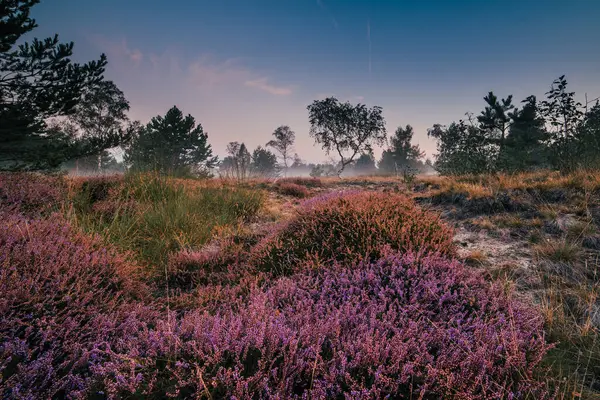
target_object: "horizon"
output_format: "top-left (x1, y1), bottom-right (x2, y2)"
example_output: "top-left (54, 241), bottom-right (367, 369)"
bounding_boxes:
top-left (32, 0), bottom-right (600, 163)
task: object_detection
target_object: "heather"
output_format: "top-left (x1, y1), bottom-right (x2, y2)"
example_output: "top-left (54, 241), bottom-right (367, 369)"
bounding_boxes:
top-left (274, 182), bottom-right (310, 198)
top-left (0, 211), bottom-right (147, 398)
top-left (251, 191), bottom-right (455, 275)
top-left (0, 172), bottom-right (67, 216)
top-left (0, 173), bottom-right (564, 398)
top-left (85, 253), bottom-right (550, 399)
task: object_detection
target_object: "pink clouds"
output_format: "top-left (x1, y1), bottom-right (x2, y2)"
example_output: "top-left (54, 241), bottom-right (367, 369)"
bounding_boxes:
top-left (90, 35), bottom-right (143, 66)
top-left (244, 77), bottom-right (293, 95)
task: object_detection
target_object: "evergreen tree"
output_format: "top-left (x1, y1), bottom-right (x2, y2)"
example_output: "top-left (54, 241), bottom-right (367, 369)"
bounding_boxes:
top-left (477, 92), bottom-right (514, 154)
top-left (251, 146), bottom-right (279, 177)
top-left (221, 141), bottom-right (251, 180)
top-left (1, 0), bottom-right (123, 170)
top-left (379, 125), bottom-right (424, 174)
top-left (574, 102), bottom-right (600, 168)
top-left (353, 152), bottom-right (376, 175)
top-left (125, 106), bottom-right (217, 176)
top-left (499, 96), bottom-right (549, 171)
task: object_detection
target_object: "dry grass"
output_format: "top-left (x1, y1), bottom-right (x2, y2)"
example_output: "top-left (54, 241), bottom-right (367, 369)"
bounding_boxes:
top-left (534, 240), bottom-right (582, 263)
top-left (567, 220), bottom-right (598, 241)
top-left (415, 170), bottom-right (600, 201)
top-left (463, 250), bottom-right (488, 267)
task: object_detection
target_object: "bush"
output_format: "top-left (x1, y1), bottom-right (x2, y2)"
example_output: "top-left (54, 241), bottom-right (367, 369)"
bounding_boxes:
top-left (89, 253), bottom-right (551, 399)
top-left (276, 177), bottom-right (323, 188)
top-left (251, 191), bottom-right (455, 275)
top-left (0, 172), bottom-right (66, 215)
top-left (275, 182), bottom-right (310, 198)
top-left (0, 212), bottom-right (145, 398)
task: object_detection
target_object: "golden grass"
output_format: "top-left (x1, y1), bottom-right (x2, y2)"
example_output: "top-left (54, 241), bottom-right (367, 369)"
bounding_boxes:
top-left (534, 240), bottom-right (582, 263)
top-left (415, 169), bottom-right (600, 200)
top-left (463, 250), bottom-right (488, 266)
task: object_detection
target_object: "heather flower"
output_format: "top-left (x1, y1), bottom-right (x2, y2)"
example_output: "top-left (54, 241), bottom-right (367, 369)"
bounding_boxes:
top-left (88, 253), bottom-right (551, 399)
top-left (0, 172), bottom-right (67, 216)
top-left (251, 191), bottom-right (455, 275)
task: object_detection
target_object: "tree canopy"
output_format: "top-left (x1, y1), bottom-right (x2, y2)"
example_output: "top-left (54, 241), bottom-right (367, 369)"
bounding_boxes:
top-left (266, 125), bottom-right (295, 175)
top-left (307, 97), bottom-right (387, 175)
top-left (125, 106), bottom-right (217, 176)
top-left (0, 0), bottom-right (126, 170)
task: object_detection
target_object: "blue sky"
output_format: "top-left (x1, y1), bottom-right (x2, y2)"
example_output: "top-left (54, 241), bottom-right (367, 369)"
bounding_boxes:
top-left (31, 0), bottom-right (600, 162)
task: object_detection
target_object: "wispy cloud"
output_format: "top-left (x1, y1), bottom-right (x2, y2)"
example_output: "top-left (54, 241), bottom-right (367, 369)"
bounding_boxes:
top-left (317, 0), bottom-right (338, 29)
top-left (91, 36), bottom-right (294, 96)
top-left (245, 78), bottom-right (293, 96)
top-left (89, 35), bottom-right (143, 65)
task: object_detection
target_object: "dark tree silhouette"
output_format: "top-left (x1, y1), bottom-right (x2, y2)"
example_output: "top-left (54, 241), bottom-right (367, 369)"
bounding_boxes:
top-left (353, 152), bottom-right (377, 175)
top-left (379, 125), bottom-right (424, 174)
top-left (0, 0), bottom-right (123, 170)
top-left (477, 92), bottom-right (514, 153)
top-left (307, 97), bottom-right (386, 175)
top-left (221, 141), bottom-right (251, 180)
top-left (125, 106), bottom-right (217, 176)
top-left (267, 125), bottom-right (295, 176)
top-left (251, 146), bottom-right (279, 177)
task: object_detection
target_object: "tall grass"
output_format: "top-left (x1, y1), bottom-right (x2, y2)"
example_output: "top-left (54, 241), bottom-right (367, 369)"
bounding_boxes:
top-left (68, 173), bottom-right (265, 269)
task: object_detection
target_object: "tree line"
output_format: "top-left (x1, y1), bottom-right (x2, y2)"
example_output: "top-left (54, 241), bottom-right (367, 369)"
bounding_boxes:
top-left (3, 1), bottom-right (598, 178)
top-left (429, 76), bottom-right (600, 175)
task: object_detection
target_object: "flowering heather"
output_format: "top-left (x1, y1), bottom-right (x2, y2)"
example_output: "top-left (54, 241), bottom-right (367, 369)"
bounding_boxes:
top-left (0, 172), bottom-right (67, 215)
top-left (275, 182), bottom-right (310, 198)
top-left (0, 212), bottom-right (146, 398)
top-left (251, 191), bottom-right (455, 275)
top-left (88, 253), bottom-right (551, 399)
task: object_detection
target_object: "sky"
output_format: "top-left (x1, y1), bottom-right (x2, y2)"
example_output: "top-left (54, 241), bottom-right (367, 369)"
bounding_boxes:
top-left (30, 0), bottom-right (600, 163)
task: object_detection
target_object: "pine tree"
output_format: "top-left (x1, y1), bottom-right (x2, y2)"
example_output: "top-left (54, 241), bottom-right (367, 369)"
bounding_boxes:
top-left (0, 0), bottom-right (121, 170)
top-left (251, 146), bottom-right (279, 177)
top-left (499, 96), bottom-right (549, 171)
top-left (125, 106), bottom-right (217, 176)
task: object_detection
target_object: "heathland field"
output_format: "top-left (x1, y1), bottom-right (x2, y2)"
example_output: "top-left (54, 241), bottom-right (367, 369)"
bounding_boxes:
top-left (1, 171), bottom-right (600, 399)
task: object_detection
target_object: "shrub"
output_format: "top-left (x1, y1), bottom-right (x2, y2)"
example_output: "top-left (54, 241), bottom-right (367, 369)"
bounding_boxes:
top-left (276, 177), bottom-right (323, 188)
top-left (0, 212), bottom-right (145, 398)
top-left (89, 253), bottom-right (551, 399)
top-left (0, 172), bottom-right (66, 215)
top-left (251, 191), bottom-right (455, 275)
top-left (276, 182), bottom-right (310, 198)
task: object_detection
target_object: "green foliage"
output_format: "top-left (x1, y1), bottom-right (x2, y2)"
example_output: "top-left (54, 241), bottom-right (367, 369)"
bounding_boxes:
top-left (379, 125), bottom-right (424, 174)
top-left (477, 92), bottom-right (514, 151)
top-left (251, 146), bottom-right (279, 177)
top-left (498, 96), bottom-right (549, 171)
top-left (71, 173), bottom-right (264, 268)
top-left (0, 0), bottom-right (125, 170)
top-left (353, 152), bottom-right (376, 175)
top-left (428, 121), bottom-right (493, 175)
top-left (266, 125), bottom-right (295, 174)
top-left (125, 106), bottom-right (217, 176)
top-left (307, 97), bottom-right (387, 175)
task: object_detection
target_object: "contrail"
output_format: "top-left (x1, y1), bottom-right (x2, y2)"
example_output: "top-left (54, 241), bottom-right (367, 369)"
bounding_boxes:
top-left (367, 19), bottom-right (372, 76)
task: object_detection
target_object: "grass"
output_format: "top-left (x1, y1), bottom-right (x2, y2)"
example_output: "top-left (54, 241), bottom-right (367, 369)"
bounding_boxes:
top-left (463, 249), bottom-right (488, 266)
top-left (67, 173), bottom-right (265, 270)
top-left (537, 267), bottom-right (600, 399)
top-left (534, 240), bottom-right (582, 263)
